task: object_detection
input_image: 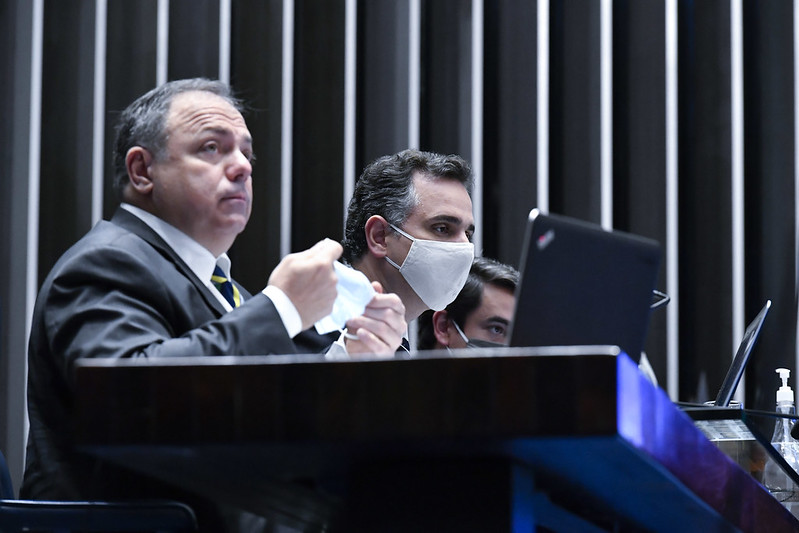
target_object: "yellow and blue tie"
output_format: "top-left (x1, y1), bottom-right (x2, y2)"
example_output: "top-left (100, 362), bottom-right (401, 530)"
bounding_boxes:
top-left (211, 265), bottom-right (241, 308)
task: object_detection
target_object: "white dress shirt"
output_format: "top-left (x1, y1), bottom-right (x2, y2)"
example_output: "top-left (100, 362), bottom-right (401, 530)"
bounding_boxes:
top-left (120, 203), bottom-right (302, 337)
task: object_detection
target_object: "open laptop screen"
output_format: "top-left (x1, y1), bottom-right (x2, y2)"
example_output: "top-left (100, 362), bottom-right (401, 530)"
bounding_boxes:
top-left (714, 300), bottom-right (771, 407)
top-left (508, 209), bottom-right (662, 362)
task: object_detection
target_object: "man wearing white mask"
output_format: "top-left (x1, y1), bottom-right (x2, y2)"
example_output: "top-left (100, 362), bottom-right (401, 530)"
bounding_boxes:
top-left (342, 149), bottom-right (475, 328)
top-left (294, 148), bottom-right (474, 354)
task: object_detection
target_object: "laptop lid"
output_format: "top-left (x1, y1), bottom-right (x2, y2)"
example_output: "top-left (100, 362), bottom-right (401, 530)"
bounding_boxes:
top-left (713, 300), bottom-right (771, 407)
top-left (508, 209), bottom-right (662, 362)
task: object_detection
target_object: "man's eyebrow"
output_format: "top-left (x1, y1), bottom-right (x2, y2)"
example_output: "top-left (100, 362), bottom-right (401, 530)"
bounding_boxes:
top-left (484, 316), bottom-right (511, 326)
top-left (429, 215), bottom-right (459, 223)
top-left (200, 126), bottom-right (253, 145)
top-left (429, 214), bottom-right (474, 229)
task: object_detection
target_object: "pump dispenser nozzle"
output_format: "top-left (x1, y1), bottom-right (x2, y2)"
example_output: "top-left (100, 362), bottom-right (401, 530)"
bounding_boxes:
top-left (777, 368), bottom-right (795, 404)
top-left (765, 367), bottom-right (799, 515)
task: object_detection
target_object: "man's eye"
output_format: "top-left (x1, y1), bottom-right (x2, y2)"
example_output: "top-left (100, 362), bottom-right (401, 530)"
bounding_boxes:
top-left (488, 325), bottom-right (507, 336)
top-left (433, 225), bottom-right (449, 234)
top-left (202, 143), bottom-right (218, 153)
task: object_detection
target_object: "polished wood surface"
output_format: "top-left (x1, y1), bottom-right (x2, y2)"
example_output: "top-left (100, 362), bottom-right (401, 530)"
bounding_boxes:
top-left (74, 346), bottom-right (798, 532)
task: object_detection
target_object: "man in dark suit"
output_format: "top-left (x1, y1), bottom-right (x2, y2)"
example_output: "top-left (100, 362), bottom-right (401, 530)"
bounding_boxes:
top-left (21, 78), bottom-right (405, 530)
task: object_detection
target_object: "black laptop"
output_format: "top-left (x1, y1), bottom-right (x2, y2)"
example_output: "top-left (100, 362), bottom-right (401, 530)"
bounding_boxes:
top-left (508, 208), bottom-right (662, 362)
top-left (677, 300), bottom-right (798, 486)
top-left (713, 300), bottom-right (771, 407)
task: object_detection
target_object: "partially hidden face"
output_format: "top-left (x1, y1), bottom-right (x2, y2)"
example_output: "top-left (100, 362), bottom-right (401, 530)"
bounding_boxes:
top-left (454, 283), bottom-right (516, 348)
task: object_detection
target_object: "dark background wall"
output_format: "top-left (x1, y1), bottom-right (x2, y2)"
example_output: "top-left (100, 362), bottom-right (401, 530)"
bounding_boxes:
top-left (2, 0), bottom-right (798, 489)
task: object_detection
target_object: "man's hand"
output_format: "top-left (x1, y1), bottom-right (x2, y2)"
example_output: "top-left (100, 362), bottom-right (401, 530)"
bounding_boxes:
top-left (343, 282), bottom-right (406, 357)
top-left (268, 238), bottom-right (342, 329)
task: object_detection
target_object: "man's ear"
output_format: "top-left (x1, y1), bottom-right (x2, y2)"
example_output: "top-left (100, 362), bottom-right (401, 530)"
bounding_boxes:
top-left (432, 310), bottom-right (452, 347)
top-left (125, 147), bottom-right (154, 196)
top-left (364, 215), bottom-right (390, 258)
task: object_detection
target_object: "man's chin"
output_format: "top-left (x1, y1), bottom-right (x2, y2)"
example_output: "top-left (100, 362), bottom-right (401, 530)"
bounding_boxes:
top-left (219, 197), bottom-right (251, 216)
top-left (218, 215), bottom-right (250, 236)
top-left (220, 202), bottom-right (250, 220)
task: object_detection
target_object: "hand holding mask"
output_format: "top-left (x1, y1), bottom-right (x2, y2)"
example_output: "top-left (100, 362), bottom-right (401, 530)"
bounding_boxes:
top-left (314, 261), bottom-right (376, 334)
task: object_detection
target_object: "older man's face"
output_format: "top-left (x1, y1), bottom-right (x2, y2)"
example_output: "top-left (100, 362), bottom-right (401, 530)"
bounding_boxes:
top-left (146, 91), bottom-right (254, 256)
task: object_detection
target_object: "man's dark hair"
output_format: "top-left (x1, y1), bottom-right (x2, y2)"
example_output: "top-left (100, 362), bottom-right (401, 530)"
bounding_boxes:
top-left (341, 148), bottom-right (473, 264)
top-left (112, 78), bottom-right (242, 199)
top-left (417, 256), bottom-right (520, 350)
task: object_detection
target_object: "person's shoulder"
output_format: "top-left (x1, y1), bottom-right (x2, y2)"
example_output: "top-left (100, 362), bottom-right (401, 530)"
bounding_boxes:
top-left (43, 218), bottom-right (166, 285)
top-left (59, 218), bottom-right (150, 259)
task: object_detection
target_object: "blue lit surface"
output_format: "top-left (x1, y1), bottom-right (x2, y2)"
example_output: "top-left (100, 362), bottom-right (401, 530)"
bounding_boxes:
top-left (75, 348), bottom-right (798, 532)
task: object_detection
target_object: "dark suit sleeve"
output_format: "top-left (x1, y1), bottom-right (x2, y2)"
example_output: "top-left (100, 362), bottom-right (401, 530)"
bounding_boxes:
top-left (40, 234), bottom-right (297, 369)
top-left (22, 219), bottom-right (299, 510)
top-left (293, 329), bottom-right (340, 354)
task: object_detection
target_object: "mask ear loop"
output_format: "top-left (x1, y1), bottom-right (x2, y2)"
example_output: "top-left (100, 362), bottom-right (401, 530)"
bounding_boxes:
top-left (388, 223), bottom-right (415, 242)
top-left (385, 223), bottom-right (414, 270)
top-left (342, 329), bottom-right (360, 341)
top-left (451, 320), bottom-right (470, 344)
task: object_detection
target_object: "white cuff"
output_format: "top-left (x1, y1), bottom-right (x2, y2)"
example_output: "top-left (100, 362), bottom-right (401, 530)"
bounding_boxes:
top-left (324, 332), bottom-right (351, 360)
top-left (262, 285), bottom-right (302, 338)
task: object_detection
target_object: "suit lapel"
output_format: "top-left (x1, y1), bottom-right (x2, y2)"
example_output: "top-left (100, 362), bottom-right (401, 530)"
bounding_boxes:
top-left (110, 208), bottom-right (229, 316)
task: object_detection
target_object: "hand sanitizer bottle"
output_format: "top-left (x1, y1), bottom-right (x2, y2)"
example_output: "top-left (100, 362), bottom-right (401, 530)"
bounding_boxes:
top-left (763, 368), bottom-right (799, 516)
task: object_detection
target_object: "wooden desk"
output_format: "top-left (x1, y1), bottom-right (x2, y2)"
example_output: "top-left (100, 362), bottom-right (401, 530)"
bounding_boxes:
top-left (74, 346), bottom-right (798, 532)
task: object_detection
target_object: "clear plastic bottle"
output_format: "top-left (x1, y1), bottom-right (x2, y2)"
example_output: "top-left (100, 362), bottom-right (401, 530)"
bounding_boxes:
top-left (763, 368), bottom-right (799, 517)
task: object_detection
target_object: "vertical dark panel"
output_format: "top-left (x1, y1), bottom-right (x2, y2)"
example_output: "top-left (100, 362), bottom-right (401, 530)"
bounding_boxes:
top-left (613, 0), bottom-right (669, 387)
top-left (420, 0), bottom-right (472, 157)
top-left (0, 0), bottom-right (13, 215)
top-left (549, 0), bottom-right (602, 223)
top-left (357, 0), bottom-right (411, 168)
top-left (483, 0), bottom-right (537, 266)
top-left (104, 1), bottom-right (159, 218)
top-left (292, 0), bottom-right (346, 251)
top-left (0, 0), bottom-right (15, 445)
top-left (228, 0), bottom-right (284, 289)
top-left (39, 0), bottom-right (96, 282)
top-left (678, 0), bottom-right (733, 402)
top-left (168, 0), bottom-right (220, 81)
top-left (742, 0), bottom-right (797, 412)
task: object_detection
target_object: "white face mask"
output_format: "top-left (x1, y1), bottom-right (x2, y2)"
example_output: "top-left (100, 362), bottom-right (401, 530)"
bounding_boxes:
top-left (385, 223), bottom-right (474, 311)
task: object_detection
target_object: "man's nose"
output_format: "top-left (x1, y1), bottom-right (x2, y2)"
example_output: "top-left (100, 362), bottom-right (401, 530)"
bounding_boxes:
top-left (226, 150), bottom-right (252, 180)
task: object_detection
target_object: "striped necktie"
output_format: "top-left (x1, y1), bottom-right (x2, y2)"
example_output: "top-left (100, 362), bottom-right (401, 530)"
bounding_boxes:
top-left (211, 265), bottom-right (241, 308)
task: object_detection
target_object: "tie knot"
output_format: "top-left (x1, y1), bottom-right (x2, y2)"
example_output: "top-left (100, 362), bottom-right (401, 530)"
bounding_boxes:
top-left (211, 265), bottom-right (241, 308)
top-left (212, 265), bottom-right (228, 282)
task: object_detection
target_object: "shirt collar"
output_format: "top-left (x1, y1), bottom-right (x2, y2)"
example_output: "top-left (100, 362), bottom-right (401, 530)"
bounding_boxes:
top-left (120, 203), bottom-right (228, 283)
